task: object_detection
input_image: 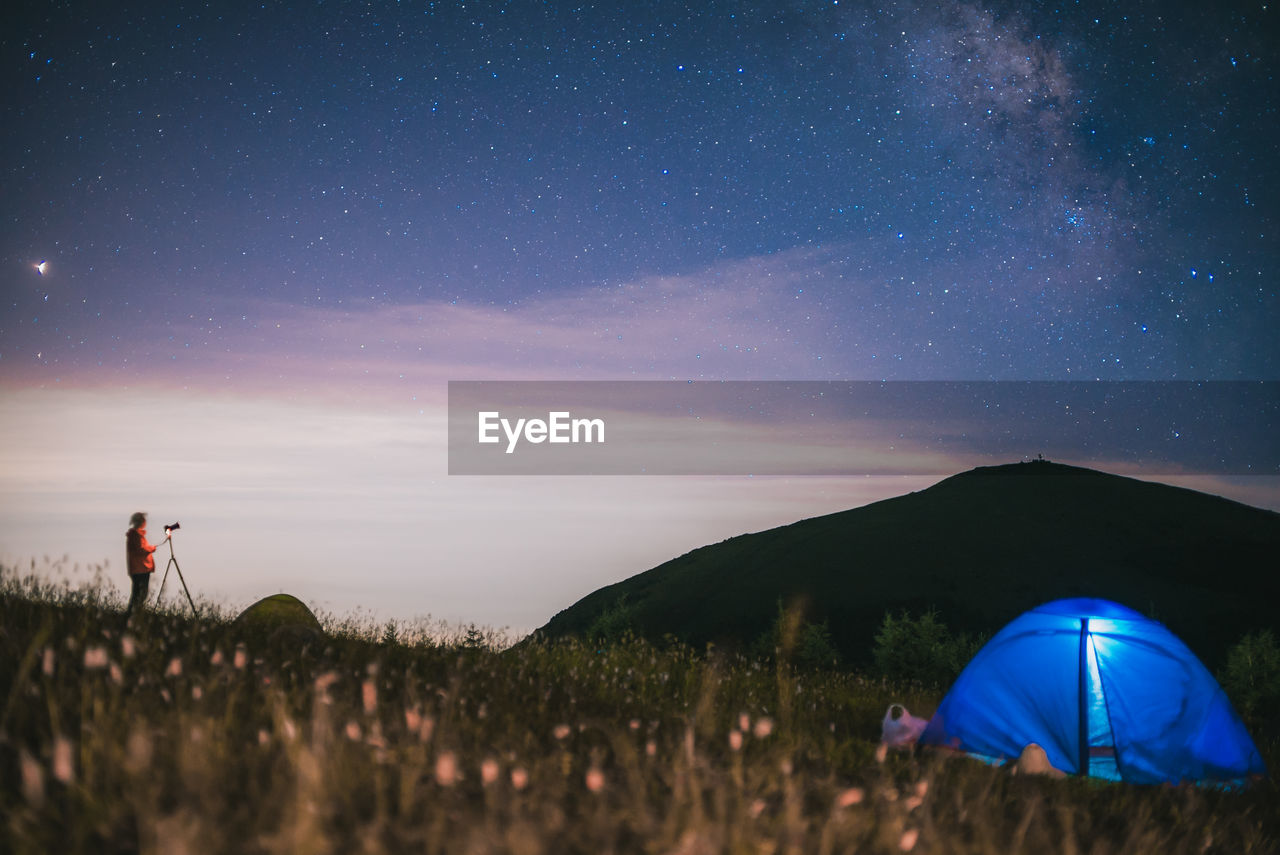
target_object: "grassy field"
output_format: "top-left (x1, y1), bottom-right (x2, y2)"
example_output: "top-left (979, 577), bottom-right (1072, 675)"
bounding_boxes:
top-left (2, 563), bottom-right (1277, 854)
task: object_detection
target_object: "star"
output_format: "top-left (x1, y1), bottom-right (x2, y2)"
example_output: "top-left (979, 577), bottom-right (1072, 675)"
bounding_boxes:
top-left (34, 260), bottom-right (48, 276)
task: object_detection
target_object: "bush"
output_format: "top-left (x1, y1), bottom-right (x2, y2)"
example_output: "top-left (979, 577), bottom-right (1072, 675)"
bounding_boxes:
top-left (871, 609), bottom-right (984, 688)
top-left (586, 595), bottom-right (638, 643)
top-left (1220, 629), bottom-right (1280, 723)
top-left (749, 600), bottom-right (842, 670)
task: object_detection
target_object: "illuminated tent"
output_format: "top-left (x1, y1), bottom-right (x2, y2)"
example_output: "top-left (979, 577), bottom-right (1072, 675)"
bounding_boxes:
top-left (920, 598), bottom-right (1266, 785)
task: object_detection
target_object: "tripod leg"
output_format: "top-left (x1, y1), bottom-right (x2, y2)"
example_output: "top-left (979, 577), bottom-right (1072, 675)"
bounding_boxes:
top-left (172, 559), bottom-right (198, 618)
top-left (155, 560), bottom-right (173, 608)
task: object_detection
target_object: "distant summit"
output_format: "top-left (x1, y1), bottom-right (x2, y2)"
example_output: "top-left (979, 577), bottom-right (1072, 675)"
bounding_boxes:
top-left (536, 462), bottom-right (1280, 666)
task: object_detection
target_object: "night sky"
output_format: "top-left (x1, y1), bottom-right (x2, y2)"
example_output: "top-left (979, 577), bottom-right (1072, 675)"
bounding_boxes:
top-left (2, 1), bottom-right (1277, 629)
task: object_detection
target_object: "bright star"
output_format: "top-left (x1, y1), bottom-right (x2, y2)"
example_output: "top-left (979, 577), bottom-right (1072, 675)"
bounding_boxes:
top-left (35, 260), bottom-right (48, 276)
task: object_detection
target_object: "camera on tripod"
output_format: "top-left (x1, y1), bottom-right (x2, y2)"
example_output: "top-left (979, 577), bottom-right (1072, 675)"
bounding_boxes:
top-left (154, 521), bottom-right (197, 617)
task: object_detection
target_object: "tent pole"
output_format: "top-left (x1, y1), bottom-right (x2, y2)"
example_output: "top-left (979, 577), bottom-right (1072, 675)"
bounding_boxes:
top-left (1078, 618), bottom-right (1089, 778)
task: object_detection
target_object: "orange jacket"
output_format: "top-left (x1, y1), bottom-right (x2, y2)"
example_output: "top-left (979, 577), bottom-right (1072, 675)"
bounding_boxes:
top-left (126, 527), bottom-right (157, 575)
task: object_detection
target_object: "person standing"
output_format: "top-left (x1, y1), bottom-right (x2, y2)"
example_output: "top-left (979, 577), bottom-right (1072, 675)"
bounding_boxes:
top-left (124, 512), bottom-right (166, 619)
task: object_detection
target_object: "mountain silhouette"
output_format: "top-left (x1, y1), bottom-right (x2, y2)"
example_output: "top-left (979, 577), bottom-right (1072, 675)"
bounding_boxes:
top-left (536, 461), bottom-right (1280, 667)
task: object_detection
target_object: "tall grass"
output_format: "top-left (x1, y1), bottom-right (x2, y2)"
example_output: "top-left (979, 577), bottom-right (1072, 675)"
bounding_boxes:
top-left (1, 563), bottom-right (1276, 854)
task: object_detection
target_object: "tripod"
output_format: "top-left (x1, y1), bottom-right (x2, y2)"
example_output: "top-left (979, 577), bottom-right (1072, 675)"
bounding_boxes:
top-left (155, 534), bottom-right (198, 617)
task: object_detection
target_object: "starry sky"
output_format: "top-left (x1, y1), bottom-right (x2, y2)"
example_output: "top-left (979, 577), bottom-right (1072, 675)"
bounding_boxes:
top-left (1, 1), bottom-right (1276, 631)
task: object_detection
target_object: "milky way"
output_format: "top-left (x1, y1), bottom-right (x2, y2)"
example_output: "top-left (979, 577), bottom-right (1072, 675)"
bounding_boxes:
top-left (3, 0), bottom-right (1275, 384)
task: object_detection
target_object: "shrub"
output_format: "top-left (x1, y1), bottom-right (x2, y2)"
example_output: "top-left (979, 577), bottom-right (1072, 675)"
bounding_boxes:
top-left (586, 595), bottom-right (638, 643)
top-left (1220, 629), bottom-right (1280, 723)
top-left (749, 600), bottom-right (842, 670)
top-left (871, 609), bottom-right (984, 688)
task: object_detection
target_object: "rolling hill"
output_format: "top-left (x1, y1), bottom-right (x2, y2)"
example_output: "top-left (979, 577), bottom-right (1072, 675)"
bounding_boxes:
top-left (536, 461), bottom-right (1280, 667)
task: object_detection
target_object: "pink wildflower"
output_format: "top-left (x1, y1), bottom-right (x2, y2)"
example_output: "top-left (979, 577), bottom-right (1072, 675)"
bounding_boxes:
top-left (435, 751), bottom-right (458, 786)
top-left (511, 767), bottom-right (529, 790)
top-left (20, 750), bottom-right (44, 806)
top-left (53, 737), bottom-right (74, 784)
top-left (836, 787), bottom-right (865, 807)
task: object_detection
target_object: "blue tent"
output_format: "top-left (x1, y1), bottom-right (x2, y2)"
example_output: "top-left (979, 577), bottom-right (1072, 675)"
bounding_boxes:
top-left (920, 598), bottom-right (1266, 785)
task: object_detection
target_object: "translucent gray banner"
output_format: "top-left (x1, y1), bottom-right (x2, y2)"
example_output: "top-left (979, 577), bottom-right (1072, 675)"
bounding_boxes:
top-left (447, 381), bottom-right (1279, 475)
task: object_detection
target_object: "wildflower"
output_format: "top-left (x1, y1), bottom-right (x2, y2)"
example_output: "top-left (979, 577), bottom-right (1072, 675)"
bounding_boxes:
top-left (729, 730), bottom-right (743, 751)
top-left (739, 712), bottom-right (750, 732)
top-left (511, 766), bottom-right (529, 790)
top-left (645, 740), bottom-right (657, 757)
top-left (899, 829), bottom-right (919, 851)
top-left (836, 787), bottom-right (865, 807)
top-left (166, 657), bottom-right (183, 677)
top-left (629, 718), bottom-right (641, 731)
top-left (20, 750), bottom-right (44, 806)
top-left (435, 751), bottom-right (458, 786)
top-left (192, 686), bottom-right (203, 700)
top-left (125, 730), bottom-right (153, 773)
top-left (752, 717), bottom-right (773, 739)
top-left (109, 663), bottom-right (124, 685)
top-left (314, 671), bottom-right (339, 704)
top-left (233, 647), bottom-right (248, 669)
top-left (362, 680), bottom-right (377, 714)
top-left (259, 729), bottom-right (271, 746)
top-left (210, 650), bottom-right (225, 666)
top-left (418, 716), bottom-right (435, 742)
top-left (53, 736), bottom-right (74, 784)
top-left (875, 743), bottom-right (888, 764)
top-left (481, 758), bottom-right (500, 785)
top-left (749, 799), bottom-right (767, 818)
top-left (585, 768), bottom-right (605, 793)
top-left (281, 718), bottom-right (298, 742)
top-left (42, 647), bottom-right (55, 676)
top-left (345, 721), bottom-right (362, 741)
top-left (121, 635), bottom-right (137, 658)
top-left (553, 724), bottom-right (571, 740)
top-left (84, 646), bottom-right (109, 669)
